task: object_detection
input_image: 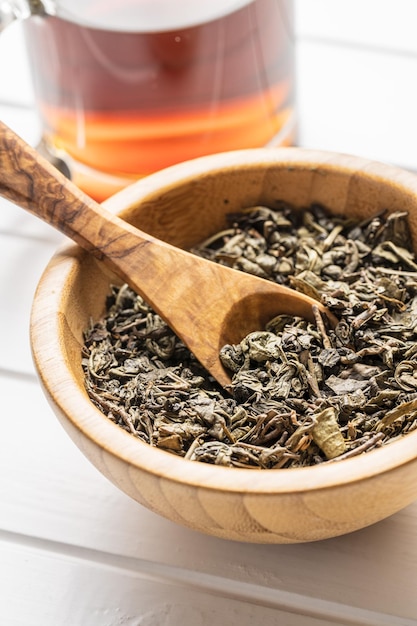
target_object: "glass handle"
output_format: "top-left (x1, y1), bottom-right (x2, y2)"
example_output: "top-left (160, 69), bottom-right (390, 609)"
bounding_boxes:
top-left (0, 0), bottom-right (47, 33)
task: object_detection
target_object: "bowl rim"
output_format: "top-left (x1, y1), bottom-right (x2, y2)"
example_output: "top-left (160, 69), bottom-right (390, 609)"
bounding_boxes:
top-left (31, 147), bottom-right (417, 495)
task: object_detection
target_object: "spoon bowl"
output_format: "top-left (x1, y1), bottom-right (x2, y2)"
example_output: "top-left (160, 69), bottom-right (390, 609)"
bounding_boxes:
top-left (0, 121), bottom-right (334, 387)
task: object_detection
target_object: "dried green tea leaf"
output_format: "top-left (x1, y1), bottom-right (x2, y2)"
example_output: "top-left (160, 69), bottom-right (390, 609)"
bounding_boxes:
top-left (378, 396), bottom-right (417, 430)
top-left (325, 375), bottom-right (369, 395)
top-left (312, 407), bottom-right (346, 459)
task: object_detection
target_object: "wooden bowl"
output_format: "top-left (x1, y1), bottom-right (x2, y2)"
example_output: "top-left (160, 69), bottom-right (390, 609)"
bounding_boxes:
top-left (30, 148), bottom-right (417, 543)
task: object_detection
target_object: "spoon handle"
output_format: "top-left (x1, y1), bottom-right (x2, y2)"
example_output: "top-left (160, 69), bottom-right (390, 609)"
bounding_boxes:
top-left (0, 121), bottom-right (183, 283)
top-left (0, 122), bottom-right (264, 336)
top-left (0, 121), bottom-right (139, 247)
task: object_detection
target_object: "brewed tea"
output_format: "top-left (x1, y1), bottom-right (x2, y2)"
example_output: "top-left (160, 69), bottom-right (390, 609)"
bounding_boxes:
top-left (24, 0), bottom-right (295, 200)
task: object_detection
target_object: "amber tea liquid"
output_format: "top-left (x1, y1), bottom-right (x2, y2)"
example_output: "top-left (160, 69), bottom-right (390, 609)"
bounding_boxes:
top-left (24, 0), bottom-right (295, 200)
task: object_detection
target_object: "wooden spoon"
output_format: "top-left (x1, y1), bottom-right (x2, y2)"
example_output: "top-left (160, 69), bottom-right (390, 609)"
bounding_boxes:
top-left (0, 121), bottom-right (337, 387)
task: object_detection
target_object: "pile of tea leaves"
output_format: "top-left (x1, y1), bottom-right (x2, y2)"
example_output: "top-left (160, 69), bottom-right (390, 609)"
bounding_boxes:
top-left (82, 203), bottom-right (417, 468)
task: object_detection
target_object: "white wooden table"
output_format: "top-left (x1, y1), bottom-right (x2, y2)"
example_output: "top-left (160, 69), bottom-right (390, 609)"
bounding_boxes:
top-left (1, 3), bottom-right (417, 624)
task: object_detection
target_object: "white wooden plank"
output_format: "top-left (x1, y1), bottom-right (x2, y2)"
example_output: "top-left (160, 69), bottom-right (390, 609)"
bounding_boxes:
top-left (296, 38), bottom-right (417, 172)
top-left (0, 103), bottom-right (42, 151)
top-left (1, 374), bottom-right (417, 622)
top-left (295, 0), bottom-right (417, 55)
top-left (2, 535), bottom-right (413, 626)
top-left (0, 233), bottom-right (63, 374)
top-left (1, 538), bottom-right (360, 626)
top-left (0, 194), bottom-right (64, 239)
